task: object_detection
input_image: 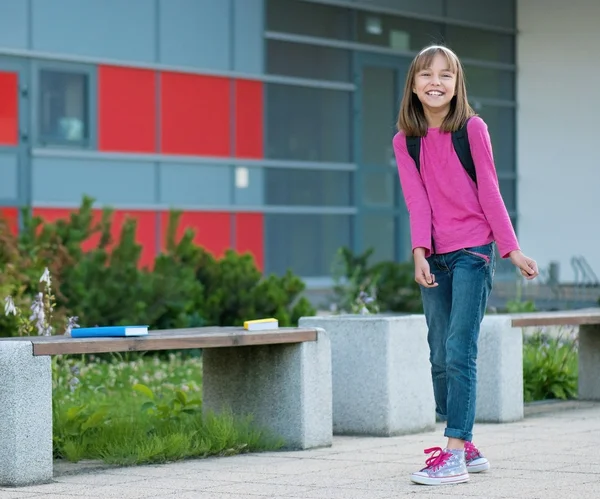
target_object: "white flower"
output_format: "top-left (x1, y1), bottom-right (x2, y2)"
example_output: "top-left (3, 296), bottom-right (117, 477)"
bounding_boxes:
top-left (30, 292), bottom-right (51, 336)
top-left (64, 316), bottom-right (80, 337)
top-left (4, 296), bottom-right (17, 316)
top-left (39, 267), bottom-right (51, 286)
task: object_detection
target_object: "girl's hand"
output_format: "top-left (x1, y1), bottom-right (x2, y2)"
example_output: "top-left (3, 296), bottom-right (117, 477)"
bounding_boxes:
top-left (509, 250), bottom-right (539, 280)
top-left (414, 254), bottom-right (438, 288)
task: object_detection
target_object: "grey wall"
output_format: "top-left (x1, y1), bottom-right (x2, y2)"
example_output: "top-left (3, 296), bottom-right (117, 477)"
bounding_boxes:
top-left (0, 0), bottom-right (264, 74)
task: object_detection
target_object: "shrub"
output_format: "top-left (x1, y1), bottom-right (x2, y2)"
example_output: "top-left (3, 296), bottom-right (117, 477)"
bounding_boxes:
top-left (523, 327), bottom-right (578, 402)
top-left (0, 197), bottom-right (315, 335)
top-left (330, 247), bottom-right (422, 314)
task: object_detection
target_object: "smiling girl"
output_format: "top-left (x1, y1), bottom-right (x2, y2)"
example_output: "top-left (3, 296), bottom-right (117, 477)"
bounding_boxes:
top-left (393, 45), bottom-right (539, 486)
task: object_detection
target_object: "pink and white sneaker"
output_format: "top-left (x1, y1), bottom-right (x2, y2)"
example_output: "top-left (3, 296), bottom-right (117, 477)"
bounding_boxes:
top-left (465, 441), bottom-right (490, 473)
top-left (410, 447), bottom-right (470, 486)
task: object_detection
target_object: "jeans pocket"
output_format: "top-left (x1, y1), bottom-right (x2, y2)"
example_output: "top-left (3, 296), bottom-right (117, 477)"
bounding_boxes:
top-left (461, 244), bottom-right (493, 265)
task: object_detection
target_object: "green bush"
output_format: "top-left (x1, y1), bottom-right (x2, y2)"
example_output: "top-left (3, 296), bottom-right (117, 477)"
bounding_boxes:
top-left (0, 197), bottom-right (315, 335)
top-left (331, 247), bottom-right (422, 314)
top-left (523, 327), bottom-right (578, 402)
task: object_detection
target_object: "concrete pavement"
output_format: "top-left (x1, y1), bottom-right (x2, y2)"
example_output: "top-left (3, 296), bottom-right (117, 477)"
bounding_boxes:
top-left (3, 402), bottom-right (600, 499)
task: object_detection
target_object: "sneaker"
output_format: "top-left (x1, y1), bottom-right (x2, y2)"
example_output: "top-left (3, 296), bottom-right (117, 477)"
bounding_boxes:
top-left (465, 441), bottom-right (490, 473)
top-left (410, 447), bottom-right (469, 486)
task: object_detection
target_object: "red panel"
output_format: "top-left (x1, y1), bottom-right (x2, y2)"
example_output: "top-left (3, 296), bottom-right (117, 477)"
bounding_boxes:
top-left (0, 72), bottom-right (18, 146)
top-left (235, 212), bottom-right (264, 270)
top-left (161, 211), bottom-right (231, 258)
top-left (0, 207), bottom-right (19, 235)
top-left (235, 80), bottom-right (263, 159)
top-left (99, 66), bottom-right (156, 152)
top-left (160, 72), bottom-right (230, 156)
top-left (32, 208), bottom-right (157, 268)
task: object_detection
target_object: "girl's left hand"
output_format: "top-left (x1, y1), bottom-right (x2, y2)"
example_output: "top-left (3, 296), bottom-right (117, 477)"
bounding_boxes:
top-left (509, 250), bottom-right (539, 280)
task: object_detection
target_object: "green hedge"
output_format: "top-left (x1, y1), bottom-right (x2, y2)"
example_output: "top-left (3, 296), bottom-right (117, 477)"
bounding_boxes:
top-left (0, 196), bottom-right (315, 336)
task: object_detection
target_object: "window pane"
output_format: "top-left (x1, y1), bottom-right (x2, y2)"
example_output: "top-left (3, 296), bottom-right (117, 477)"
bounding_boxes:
top-left (446, 0), bottom-right (515, 29)
top-left (356, 12), bottom-right (443, 51)
top-left (495, 216), bottom-right (518, 276)
top-left (39, 70), bottom-right (88, 145)
top-left (359, 0), bottom-right (444, 17)
top-left (361, 213), bottom-right (395, 263)
top-left (444, 26), bottom-right (514, 64)
top-left (464, 66), bottom-right (514, 100)
top-left (362, 170), bottom-right (395, 208)
top-left (476, 106), bottom-right (514, 174)
top-left (266, 169), bottom-right (352, 206)
top-left (267, 40), bottom-right (351, 82)
top-left (266, 84), bottom-right (351, 162)
top-left (361, 65), bottom-right (397, 165)
top-left (499, 178), bottom-right (516, 212)
top-left (265, 214), bottom-right (352, 276)
top-left (266, 0), bottom-right (352, 40)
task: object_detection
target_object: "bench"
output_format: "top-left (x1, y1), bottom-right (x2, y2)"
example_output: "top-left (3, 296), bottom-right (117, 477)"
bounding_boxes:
top-left (0, 326), bottom-right (332, 487)
top-left (475, 308), bottom-right (600, 423)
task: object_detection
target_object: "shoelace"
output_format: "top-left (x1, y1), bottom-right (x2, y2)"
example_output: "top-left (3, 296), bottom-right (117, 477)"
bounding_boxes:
top-left (423, 447), bottom-right (452, 472)
top-left (464, 442), bottom-right (479, 461)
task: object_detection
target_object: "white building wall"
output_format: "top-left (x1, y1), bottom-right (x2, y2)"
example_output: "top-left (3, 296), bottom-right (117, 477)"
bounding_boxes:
top-left (517, 0), bottom-right (600, 283)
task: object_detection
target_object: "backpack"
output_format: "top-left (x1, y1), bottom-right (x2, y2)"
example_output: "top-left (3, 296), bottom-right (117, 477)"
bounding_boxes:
top-left (405, 118), bottom-right (477, 185)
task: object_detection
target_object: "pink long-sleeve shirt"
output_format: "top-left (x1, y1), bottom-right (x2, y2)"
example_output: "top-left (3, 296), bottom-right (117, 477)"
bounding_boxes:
top-left (393, 116), bottom-right (519, 259)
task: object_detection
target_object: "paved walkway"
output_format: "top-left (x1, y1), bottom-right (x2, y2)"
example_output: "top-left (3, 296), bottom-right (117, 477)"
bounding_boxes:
top-left (4, 402), bottom-right (600, 499)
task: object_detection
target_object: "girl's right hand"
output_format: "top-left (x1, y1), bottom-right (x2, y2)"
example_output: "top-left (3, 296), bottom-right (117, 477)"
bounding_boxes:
top-left (414, 255), bottom-right (438, 288)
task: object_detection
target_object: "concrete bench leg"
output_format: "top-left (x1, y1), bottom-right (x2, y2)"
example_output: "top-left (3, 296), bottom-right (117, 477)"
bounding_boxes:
top-left (202, 328), bottom-right (332, 450)
top-left (579, 324), bottom-right (600, 400)
top-left (475, 315), bottom-right (523, 423)
top-left (0, 341), bottom-right (53, 486)
top-left (299, 316), bottom-right (435, 436)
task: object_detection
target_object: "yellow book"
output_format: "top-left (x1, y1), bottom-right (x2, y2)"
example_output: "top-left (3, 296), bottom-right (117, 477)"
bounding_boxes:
top-left (243, 318), bottom-right (279, 331)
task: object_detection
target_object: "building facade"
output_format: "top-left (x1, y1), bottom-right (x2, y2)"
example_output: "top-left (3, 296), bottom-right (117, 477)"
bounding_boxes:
top-left (0, 0), bottom-right (518, 283)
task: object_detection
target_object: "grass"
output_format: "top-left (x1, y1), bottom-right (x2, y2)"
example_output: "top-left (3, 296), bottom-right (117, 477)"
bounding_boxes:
top-left (52, 352), bottom-right (285, 465)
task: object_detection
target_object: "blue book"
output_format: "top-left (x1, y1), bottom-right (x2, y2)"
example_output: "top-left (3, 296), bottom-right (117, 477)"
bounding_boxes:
top-left (71, 325), bottom-right (149, 338)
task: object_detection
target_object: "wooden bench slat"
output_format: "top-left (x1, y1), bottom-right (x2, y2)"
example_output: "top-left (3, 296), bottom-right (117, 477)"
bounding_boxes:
top-left (0, 327), bottom-right (318, 356)
top-left (510, 308), bottom-right (600, 328)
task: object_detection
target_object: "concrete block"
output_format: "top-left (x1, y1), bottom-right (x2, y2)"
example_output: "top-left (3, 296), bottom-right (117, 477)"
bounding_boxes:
top-left (578, 324), bottom-right (600, 400)
top-left (299, 315), bottom-right (435, 436)
top-left (0, 341), bottom-right (53, 486)
top-left (202, 328), bottom-right (332, 450)
top-left (476, 315), bottom-right (524, 423)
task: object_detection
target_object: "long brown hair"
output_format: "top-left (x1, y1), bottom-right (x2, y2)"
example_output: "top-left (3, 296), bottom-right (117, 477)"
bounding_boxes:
top-left (397, 45), bottom-right (475, 136)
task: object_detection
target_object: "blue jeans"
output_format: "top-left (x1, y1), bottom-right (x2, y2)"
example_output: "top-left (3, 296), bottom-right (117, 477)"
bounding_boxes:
top-left (420, 243), bottom-right (495, 442)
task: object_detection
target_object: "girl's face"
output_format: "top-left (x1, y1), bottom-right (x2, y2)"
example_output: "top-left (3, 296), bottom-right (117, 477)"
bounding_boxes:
top-left (412, 53), bottom-right (457, 114)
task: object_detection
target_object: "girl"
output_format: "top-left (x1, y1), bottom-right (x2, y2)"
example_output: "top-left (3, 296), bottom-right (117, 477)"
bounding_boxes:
top-left (393, 45), bottom-right (539, 486)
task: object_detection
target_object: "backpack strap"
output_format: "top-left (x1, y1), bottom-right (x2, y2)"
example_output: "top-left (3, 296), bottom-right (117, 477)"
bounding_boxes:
top-left (451, 117), bottom-right (477, 185)
top-left (405, 135), bottom-right (421, 173)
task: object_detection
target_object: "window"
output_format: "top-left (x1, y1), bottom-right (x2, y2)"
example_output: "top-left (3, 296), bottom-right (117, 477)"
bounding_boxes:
top-left (499, 178), bottom-right (516, 213)
top-left (476, 106), bottom-right (515, 174)
top-left (446, 0), bottom-right (515, 29)
top-left (360, 213), bottom-right (396, 263)
top-left (267, 40), bottom-right (351, 82)
top-left (266, 0), bottom-right (353, 40)
top-left (265, 214), bottom-right (352, 276)
top-left (464, 66), bottom-right (514, 101)
top-left (444, 26), bottom-right (514, 64)
top-left (356, 11), bottom-right (443, 51)
top-left (361, 170), bottom-right (396, 208)
top-left (266, 168), bottom-right (352, 206)
top-left (359, 0), bottom-right (444, 17)
top-left (39, 69), bottom-right (90, 146)
top-left (266, 84), bottom-right (351, 162)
